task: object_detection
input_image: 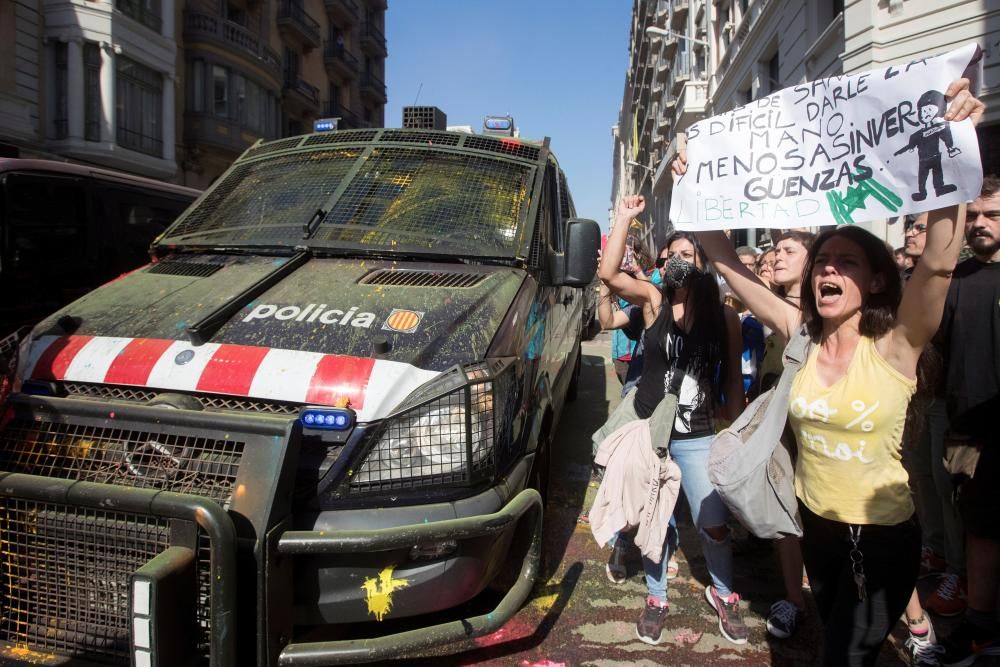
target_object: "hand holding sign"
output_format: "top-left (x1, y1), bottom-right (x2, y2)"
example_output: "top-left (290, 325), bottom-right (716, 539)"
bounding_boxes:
top-left (669, 45), bottom-right (985, 230)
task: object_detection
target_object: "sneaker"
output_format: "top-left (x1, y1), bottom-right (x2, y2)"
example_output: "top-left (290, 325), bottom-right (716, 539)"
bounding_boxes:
top-left (919, 546), bottom-right (947, 580)
top-left (635, 597), bottom-right (670, 645)
top-left (907, 618), bottom-right (945, 667)
top-left (704, 585), bottom-right (749, 645)
top-left (766, 599), bottom-right (803, 639)
top-left (606, 540), bottom-right (627, 584)
top-left (938, 620), bottom-right (1000, 667)
top-left (925, 574), bottom-right (967, 617)
top-left (666, 556), bottom-right (679, 580)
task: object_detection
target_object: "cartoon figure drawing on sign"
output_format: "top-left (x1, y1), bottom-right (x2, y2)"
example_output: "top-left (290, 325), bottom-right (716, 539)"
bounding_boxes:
top-left (893, 90), bottom-right (960, 201)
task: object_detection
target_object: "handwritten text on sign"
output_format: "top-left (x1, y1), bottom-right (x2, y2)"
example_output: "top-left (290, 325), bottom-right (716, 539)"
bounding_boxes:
top-left (669, 44), bottom-right (983, 231)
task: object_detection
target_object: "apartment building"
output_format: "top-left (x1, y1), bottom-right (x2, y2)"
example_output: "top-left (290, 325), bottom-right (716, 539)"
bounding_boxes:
top-left (615, 0), bottom-right (1000, 247)
top-left (0, 0), bottom-right (387, 188)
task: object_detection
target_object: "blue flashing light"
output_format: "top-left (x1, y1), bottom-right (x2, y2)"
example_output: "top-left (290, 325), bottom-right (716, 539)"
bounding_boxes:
top-left (300, 406), bottom-right (354, 431)
top-left (313, 118), bottom-right (339, 132)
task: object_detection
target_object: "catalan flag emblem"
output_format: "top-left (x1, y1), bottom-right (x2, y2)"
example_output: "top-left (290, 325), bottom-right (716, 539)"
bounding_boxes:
top-left (382, 309), bottom-right (423, 333)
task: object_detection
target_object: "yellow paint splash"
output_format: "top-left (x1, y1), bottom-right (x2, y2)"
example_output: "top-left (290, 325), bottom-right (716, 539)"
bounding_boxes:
top-left (530, 592), bottom-right (558, 613)
top-left (361, 566), bottom-right (409, 621)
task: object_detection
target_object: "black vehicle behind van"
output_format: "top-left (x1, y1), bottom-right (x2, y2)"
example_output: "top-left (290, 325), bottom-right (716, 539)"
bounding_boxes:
top-left (0, 159), bottom-right (200, 334)
top-left (1, 129), bottom-right (598, 666)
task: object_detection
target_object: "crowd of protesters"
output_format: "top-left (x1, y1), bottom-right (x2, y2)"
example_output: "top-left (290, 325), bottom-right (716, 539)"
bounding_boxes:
top-left (591, 78), bottom-right (998, 667)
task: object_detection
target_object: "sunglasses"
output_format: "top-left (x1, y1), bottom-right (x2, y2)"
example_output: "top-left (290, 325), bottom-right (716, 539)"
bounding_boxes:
top-left (905, 223), bottom-right (927, 235)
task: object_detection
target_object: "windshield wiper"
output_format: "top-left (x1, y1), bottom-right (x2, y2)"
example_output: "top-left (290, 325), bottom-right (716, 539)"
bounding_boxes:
top-left (185, 250), bottom-right (310, 345)
top-left (302, 207), bottom-right (326, 238)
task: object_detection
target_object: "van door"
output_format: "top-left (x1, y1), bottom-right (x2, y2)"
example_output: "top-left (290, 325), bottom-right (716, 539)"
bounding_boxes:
top-left (541, 164), bottom-right (577, 397)
top-left (0, 172), bottom-right (90, 332)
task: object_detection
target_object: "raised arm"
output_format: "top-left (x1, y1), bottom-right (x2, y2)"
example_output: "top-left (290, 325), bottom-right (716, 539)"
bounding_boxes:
top-left (886, 77), bottom-right (983, 369)
top-left (598, 195), bottom-right (661, 318)
top-left (597, 282), bottom-right (632, 330)
top-left (671, 151), bottom-right (802, 339)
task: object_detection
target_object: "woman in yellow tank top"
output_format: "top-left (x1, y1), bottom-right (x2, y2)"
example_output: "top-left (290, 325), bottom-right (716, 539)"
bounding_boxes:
top-left (674, 78), bottom-right (984, 666)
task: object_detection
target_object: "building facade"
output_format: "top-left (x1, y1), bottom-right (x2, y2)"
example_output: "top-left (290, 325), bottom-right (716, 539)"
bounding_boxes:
top-left (615, 0), bottom-right (1000, 247)
top-left (0, 0), bottom-right (387, 188)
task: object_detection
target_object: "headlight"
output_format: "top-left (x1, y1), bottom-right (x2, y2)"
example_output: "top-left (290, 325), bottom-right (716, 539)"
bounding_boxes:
top-left (351, 361), bottom-right (508, 489)
top-left (353, 392), bottom-right (494, 483)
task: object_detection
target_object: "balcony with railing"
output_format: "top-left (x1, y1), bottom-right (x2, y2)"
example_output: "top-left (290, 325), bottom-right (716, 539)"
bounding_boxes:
top-left (360, 71), bottom-right (386, 105)
top-left (671, 50), bottom-right (691, 95)
top-left (676, 81), bottom-right (708, 129)
top-left (116, 0), bottom-right (162, 33)
top-left (283, 71), bottom-right (321, 112)
top-left (323, 41), bottom-right (359, 79)
top-left (657, 103), bottom-right (672, 138)
top-left (671, 0), bottom-right (689, 29)
top-left (324, 0), bottom-right (359, 26)
top-left (360, 21), bottom-right (387, 58)
top-left (184, 11), bottom-right (282, 83)
top-left (716, 0), bottom-right (771, 84)
top-left (323, 101), bottom-right (368, 129)
top-left (277, 0), bottom-right (321, 50)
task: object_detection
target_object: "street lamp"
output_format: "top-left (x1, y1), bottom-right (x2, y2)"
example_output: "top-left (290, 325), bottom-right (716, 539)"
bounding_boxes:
top-left (626, 160), bottom-right (654, 189)
top-left (645, 25), bottom-right (711, 49)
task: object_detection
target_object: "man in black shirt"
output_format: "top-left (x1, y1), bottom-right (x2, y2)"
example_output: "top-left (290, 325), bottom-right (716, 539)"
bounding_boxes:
top-left (938, 175), bottom-right (1000, 666)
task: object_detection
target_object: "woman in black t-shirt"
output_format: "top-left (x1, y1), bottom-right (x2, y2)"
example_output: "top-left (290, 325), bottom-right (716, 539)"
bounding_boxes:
top-left (598, 195), bottom-right (746, 646)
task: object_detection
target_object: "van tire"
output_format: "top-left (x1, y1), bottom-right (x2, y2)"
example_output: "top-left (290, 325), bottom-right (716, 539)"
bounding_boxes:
top-left (488, 442), bottom-right (548, 594)
top-left (566, 350), bottom-right (581, 402)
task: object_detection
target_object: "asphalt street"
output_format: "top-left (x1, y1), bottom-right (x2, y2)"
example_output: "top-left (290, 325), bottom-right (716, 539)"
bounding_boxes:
top-left (393, 331), bottom-right (996, 667)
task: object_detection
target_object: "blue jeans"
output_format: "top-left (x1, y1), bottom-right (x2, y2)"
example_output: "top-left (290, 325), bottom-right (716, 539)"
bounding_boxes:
top-left (643, 434), bottom-right (734, 603)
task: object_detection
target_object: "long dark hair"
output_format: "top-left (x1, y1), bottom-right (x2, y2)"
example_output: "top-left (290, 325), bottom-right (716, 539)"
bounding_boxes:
top-left (800, 226), bottom-right (902, 340)
top-left (658, 232), bottom-right (728, 400)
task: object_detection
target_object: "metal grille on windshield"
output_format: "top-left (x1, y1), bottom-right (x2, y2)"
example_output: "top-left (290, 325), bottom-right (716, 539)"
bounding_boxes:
top-left (312, 147), bottom-right (532, 254)
top-left (162, 149), bottom-right (359, 244)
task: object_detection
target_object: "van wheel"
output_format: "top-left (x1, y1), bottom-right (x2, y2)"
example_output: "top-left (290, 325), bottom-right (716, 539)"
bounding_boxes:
top-left (530, 436), bottom-right (551, 505)
top-left (488, 442), bottom-right (548, 593)
top-left (566, 351), bottom-right (581, 402)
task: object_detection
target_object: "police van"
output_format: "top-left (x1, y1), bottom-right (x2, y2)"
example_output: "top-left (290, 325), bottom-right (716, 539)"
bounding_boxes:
top-left (1, 128), bottom-right (598, 666)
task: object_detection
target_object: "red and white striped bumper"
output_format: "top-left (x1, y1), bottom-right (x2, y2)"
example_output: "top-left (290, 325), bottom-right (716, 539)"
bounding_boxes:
top-left (20, 335), bottom-right (440, 422)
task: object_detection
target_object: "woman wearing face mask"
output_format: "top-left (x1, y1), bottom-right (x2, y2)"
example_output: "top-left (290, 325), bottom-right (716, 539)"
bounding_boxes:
top-left (599, 196), bottom-right (746, 647)
top-left (673, 76), bottom-right (982, 667)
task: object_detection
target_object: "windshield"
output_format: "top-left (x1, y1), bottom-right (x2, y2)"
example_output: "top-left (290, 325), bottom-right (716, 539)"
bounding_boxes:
top-left (158, 146), bottom-right (536, 257)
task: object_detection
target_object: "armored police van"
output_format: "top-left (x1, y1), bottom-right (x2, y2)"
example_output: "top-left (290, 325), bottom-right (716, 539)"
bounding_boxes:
top-left (1, 128), bottom-right (598, 666)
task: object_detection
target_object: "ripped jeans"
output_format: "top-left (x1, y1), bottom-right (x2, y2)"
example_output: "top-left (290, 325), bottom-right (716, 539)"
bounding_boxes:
top-left (643, 433), bottom-right (734, 603)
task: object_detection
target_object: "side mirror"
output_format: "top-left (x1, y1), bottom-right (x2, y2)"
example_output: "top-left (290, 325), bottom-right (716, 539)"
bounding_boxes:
top-left (551, 218), bottom-right (600, 287)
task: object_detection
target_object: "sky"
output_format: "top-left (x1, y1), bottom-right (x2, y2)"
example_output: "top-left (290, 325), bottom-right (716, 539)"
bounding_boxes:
top-left (384, 1), bottom-right (632, 231)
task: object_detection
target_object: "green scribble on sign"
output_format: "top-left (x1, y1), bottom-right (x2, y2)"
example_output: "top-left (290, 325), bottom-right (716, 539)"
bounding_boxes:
top-left (826, 172), bottom-right (904, 225)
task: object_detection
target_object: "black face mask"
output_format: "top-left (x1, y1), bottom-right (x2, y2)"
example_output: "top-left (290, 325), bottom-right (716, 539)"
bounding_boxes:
top-left (662, 254), bottom-right (700, 289)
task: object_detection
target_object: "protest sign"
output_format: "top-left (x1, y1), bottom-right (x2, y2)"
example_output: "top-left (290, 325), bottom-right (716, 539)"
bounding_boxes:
top-left (669, 43), bottom-right (983, 231)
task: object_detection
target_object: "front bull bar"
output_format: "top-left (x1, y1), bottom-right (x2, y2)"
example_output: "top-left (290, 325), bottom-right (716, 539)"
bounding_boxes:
top-left (0, 471), bottom-right (238, 667)
top-left (275, 487), bottom-right (543, 666)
